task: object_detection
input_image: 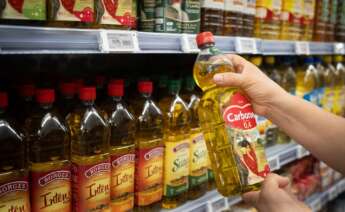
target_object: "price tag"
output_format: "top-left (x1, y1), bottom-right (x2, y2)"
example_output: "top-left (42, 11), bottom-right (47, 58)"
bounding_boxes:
top-left (295, 41), bottom-right (310, 55)
top-left (235, 37), bottom-right (258, 54)
top-left (268, 156), bottom-right (280, 171)
top-left (297, 145), bottom-right (310, 158)
top-left (334, 43), bottom-right (345, 54)
top-left (211, 198), bottom-right (226, 212)
top-left (99, 30), bottom-right (139, 53)
top-left (181, 34), bottom-right (200, 53)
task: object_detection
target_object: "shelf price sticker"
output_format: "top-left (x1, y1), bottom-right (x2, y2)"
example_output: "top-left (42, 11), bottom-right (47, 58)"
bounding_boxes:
top-left (295, 41), bottom-right (310, 55)
top-left (268, 156), bottom-right (280, 171)
top-left (297, 145), bottom-right (310, 159)
top-left (181, 34), bottom-right (200, 53)
top-left (99, 30), bottom-right (139, 53)
top-left (235, 37), bottom-right (258, 54)
top-left (334, 43), bottom-right (345, 54)
top-left (210, 197), bottom-right (227, 212)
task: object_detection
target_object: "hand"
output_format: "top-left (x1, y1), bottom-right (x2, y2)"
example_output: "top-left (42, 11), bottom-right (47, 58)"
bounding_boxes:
top-left (242, 174), bottom-right (311, 212)
top-left (213, 54), bottom-right (288, 116)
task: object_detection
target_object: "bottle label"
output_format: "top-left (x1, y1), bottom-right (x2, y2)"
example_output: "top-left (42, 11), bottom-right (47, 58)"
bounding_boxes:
top-left (110, 153), bottom-right (135, 212)
top-left (281, 0), bottom-right (303, 25)
top-left (200, 0), bottom-right (224, 9)
top-left (99, 0), bottom-right (136, 27)
top-left (255, 0), bottom-right (281, 21)
top-left (224, 0), bottom-right (243, 12)
top-left (54, 0), bottom-right (94, 22)
top-left (2, 0), bottom-right (45, 20)
top-left (0, 177), bottom-right (30, 212)
top-left (222, 91), bottom-right (270, 185)
top-left (163, 139), bottom-right (189, 197)
top-left (31, 166), bottom-right (71, 211)
top-left (243, 0), bottom-right (256, 15)
top-left (303, 0), bottom-right (315, 19)
top-left (135, 146), bottom-right (163, 206)
top-left (155, 0), bottom-right (182, 33)
top-left (319, 0), bottom-right (329, 23)
top-left (139, 0), bottom-right (155, 31)
top-left (181, 0), bottom-right (201, 34)
top-left (189, 132), bottom-right (208, 188)
top-left (72, 160), bottom-right (111, 211)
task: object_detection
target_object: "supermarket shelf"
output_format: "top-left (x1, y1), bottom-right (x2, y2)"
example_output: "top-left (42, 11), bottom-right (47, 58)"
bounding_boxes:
top-left (160, 142), bottom-right (310, 212)
top-left (0, 25), bottom-right (344, 55)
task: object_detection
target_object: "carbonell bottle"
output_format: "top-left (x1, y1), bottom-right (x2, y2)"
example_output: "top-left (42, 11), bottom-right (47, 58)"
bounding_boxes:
top-left (193, 32), bottom-right (270, 196)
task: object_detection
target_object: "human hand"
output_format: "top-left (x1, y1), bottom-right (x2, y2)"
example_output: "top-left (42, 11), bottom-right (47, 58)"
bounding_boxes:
top-left (242, 173), bottom-right (311, 212)
top-left (213, 54), bottom-right (288, 117)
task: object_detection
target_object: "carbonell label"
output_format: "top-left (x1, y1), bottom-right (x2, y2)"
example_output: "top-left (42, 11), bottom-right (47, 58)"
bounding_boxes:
top-left (144, 147), bottom-right (164, 160)
top-left (85, 163), bottom-right (111, 178)
top-left (38, 170), bottom-right (71, 186)
top-left (112, 154), bottom-right (135, 167)
top-left (0, 181), bottom-right (28, 196)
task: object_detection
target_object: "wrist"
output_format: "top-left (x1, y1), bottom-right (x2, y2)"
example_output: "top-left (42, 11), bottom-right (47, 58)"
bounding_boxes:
top-left (265, 90), bottom-right (295, 121)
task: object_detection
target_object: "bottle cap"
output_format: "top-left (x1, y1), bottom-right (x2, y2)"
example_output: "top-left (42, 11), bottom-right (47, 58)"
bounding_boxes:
top-left (138, 81), bottom-right (153, 94)
top-left (0, 92), bottom-right (8, 108)
top-left (334, 55), bottom-right (343, 63)
top-left (60, 82), bottom-right (77, 96)
top-left (19, 84), bottom-right (35, 97)
top-left (79, 87), bottom-right (96, 101)
top-left (251, 56), bottom-right (263, 66)
top-left (36, 89), bottom-right (55, 104)
top-left (196, 32), bottom-right (215, 48)
top-left (108, 82), bottom-right (124, 97)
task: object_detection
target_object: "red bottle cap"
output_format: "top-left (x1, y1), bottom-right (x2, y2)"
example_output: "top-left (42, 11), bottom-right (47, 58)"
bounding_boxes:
top-left (138, 81), bottom-right (153, 94)
top-left (109, 79), bottom-right (125, 85)
top-left (108, 82), bottom-right (124, 97)
top-left (196, 32), bottom-right (215, 48)
top-left (36, 89), bottom-right (55, 104)
top-left (0, 92), bottom-right (8, 108)
top-left (60, 82), bottom-right (77, 96)
top-left (19, 84), bottom-right (35, 97)
top-left (79, 87), bottom-right (96, 101)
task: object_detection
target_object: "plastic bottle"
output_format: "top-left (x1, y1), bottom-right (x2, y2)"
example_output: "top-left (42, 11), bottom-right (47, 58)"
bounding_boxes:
top-left (25, 89), bottom-right (71, 211)
top-left (104, 81), bottom-right (136, 212)
top-left (280, 0), bottom-right (303, 40)
top-left (59, 82), bottom-right (77, 119)
top-left (134, 81), bottom-right (164, 212)
top-left (17, 83), bottom-right (35, 125)
top-left (182, 0), bottom-right (201, 34)
top-left (155, 0), bottom-right (182, 33)
top-left (223, 0), bottom-right (243, 36)
top-left (302, 0), bottom-right (316, 41)
top-left (254, 0), bottom-right (282, 39)
top-left (322, 56), bottom-right (336, 113)
top-left (66, 86), bottom-right (111, 211)
top-left (334, 56), bottom-right (345, 116)
top-left (313, 0), bottom-right (329, 41)
top-left (157, 75), bottom-right (169, 102)
top-left (325, 0), bottom-right (337, 41)
top-left (194, 32), bottom-right (270, 196)
top-left (200, 0), bottom-right (224, 35)
top-left (138, 0), bottom-right (156, 32)
top-left (0, 92), bottom-right (30, 211)
top-left (182, 77), bottom-right (208, 200)
top-left (335, 1), bottom-right (345, 42)
top-left (314, 57), bottom-right (326, 107)
top-left (242, 0), bottom-right (256, 37)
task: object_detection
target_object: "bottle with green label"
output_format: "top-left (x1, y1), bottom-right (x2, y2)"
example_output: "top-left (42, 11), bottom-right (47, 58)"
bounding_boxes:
top-left (155, 0), bottom-right (182, 33)
top-left (160, 80), bottom-right (190, 209)
top-left (139, 0), bottom-right (156, 31)
top-left (182, 0), bottom-right (200, 34)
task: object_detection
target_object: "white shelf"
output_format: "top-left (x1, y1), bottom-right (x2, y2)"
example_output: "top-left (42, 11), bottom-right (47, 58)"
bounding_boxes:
top-left (0, 25), bottom-right (344, 55)
top-left (160, 143), bottom-right (311, 212)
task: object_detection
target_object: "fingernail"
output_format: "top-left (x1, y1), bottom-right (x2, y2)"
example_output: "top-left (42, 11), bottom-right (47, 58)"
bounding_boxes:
top-left (213, 74), bottom-right (223, 83)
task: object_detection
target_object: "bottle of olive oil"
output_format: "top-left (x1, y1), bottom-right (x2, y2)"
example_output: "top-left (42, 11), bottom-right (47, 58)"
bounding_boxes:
top-left (160, 80), bottom-right (190, 209)
top-left (104, 81), bottom-right (136, 212)
top-left (66, 86), bottom-right (111, 211)
top-left (0, 92), bottom-right (30, 211)
top-left (25, 89), bottom-right (71, 211)
top-left (134, 81), bottom-right (164, 212)
top-left (58, 82), bottom-right (78, 119)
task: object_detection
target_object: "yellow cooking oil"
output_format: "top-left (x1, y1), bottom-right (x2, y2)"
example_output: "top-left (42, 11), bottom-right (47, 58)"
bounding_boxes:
top-left (333, 56), bottom-right (345, 116)
top-left (194, 32), bottom-right (270, 196)
top-left (322, 56), bottom-right (336, 113)
top-left (296, 57), bottom-right (318, 105)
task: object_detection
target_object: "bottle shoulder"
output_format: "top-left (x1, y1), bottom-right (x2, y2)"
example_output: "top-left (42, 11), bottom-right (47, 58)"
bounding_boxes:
top-left (25, 110), bottom-right (67, 136)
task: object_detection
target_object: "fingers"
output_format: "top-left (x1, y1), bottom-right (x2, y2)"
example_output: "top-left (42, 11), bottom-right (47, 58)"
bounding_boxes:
top-left (242, 191), bottom-right (259, 207)
top-left (213, 72), bottom-right (244, 87)
top-left (262, 173), bottom-right (290, 190)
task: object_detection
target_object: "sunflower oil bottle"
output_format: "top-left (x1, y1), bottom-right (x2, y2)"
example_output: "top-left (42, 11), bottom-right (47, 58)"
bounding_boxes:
top-left (134, 81), bottom-right (164, 212)
top-left (182, 77), bottom-right (208, 200)
top-left (66, 86), bottom-right (111, 211)
top-left (25, 89), bottom-right (71, 211)
top-left (254, 0), bottom-right (282, 39)
top-left (194, 32), bottom-right (270, 196)
top-left (322, 56), bottom-right (336, 113)
top-left (280, 0), bottom-right (303, 40)
top-left (302, 0), bottom-right (316, 41)
top-left (104, 81), bottom-right (136, 212)
top-left (0, 92), bottom-right (30, 211)
top-left (314, 57), bottom-right (326, 107)
top-left (334, 56), bottom-right (345, 116)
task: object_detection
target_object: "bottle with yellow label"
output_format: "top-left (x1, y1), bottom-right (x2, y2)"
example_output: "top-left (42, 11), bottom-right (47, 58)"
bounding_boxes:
top-left (322, 56), bottom-right (336, 113)
top-left (159, 80), bottom-right (190, 208)
top-left (66, 86), bottom-right (111, 212)
top-left (334, 55), bottom-right (345, 116)
top-left (104, 80), bottom-right (136, 212)
top-left (25, 89), bottom-right (71, 211)
top-left (280, 0), bottom-right (303, 40)
top-left (0, 92), bottom-right (30, 212)
top-left (194, 32), bottom-right (270, 196)
top-left (255, 0), bottom-right (282, 39)
top-left (182, 77), bottom-right (208, 200)
top-left (134, 81), bottom-right (164, 212)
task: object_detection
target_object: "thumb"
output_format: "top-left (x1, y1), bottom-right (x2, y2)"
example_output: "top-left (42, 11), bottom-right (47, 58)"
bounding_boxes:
top-left (242, 191), bottom-right (259, 207)
top-left (213, 72), bottom-right (244, 87)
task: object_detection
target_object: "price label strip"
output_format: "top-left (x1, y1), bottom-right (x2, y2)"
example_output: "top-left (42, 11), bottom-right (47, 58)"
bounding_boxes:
top-left (99, 30), bottom-right (139, 53)
top-left (235, 37), bottom-right (258, 54)
top-left (181, 34), bottom-right (200, 53)
top-left (334, 43), bottom-right (345, 54)
top-left (295, 41), bottom-right (310, 55)
top-left (297, 145), bottom-right (310, 159)
top-left (268, 156), bottom-right (280, 171)
top-left (210, 197), bottom-right (227, 212)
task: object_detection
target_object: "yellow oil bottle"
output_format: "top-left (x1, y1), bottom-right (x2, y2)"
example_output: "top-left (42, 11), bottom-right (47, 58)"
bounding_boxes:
top-left (160, 80), bottom-right (190, 208)
top-left (302, 0), bottom-right (316, 41)
top-left (194, 32), bottom-right (270, 196)
top-left (0, 92), bottom-right (30, 211)
top-left (280, 0), bottom-right (303, 40)
top-left (66, 86), bottom-right (111, 211)
top-left (333, 56), bottom-right (345, 116)
top-left (104, 81), bottom-right (136, 212)
top-left (322, 56), bottom-right (336, 113)
top-left (134, 81), bottom-right (164, 212)
top-left (314, 57), bottom-right (326, 107)
top-left (25, 89), bottom-right (71, 211)
top-left (254, 0), bottom-right (282, 39)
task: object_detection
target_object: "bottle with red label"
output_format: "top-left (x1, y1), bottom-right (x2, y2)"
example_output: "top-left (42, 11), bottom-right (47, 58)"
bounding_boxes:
top-left (0, 92), bottom-right (30, 212)
top-left (104, 80), bottom-right (136, 212)
top-left (58, 82), bottom-right (78, 119)
top-left (66, 86), bottom-right (111, 212)
top-left (254, 0), bottom-right (282, 39)
top-left (134, 81), bottom-right (164, 211)
top-left (25, 89), bottom-right (71, 211)
top-left (193, 32), bottom-right (270, 196)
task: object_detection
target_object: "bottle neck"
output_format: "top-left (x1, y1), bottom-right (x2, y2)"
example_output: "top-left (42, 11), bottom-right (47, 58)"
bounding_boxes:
top-left (0, 107), bottom-right (6, 118)
top-left (199, 42), bottom-right (215, 50)
top-left (110, 96), bottom-right (122, 102)
top-left (141, 92), bottom-right (152, 98)
top-left (81, 100), bottom-right (95, 107)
